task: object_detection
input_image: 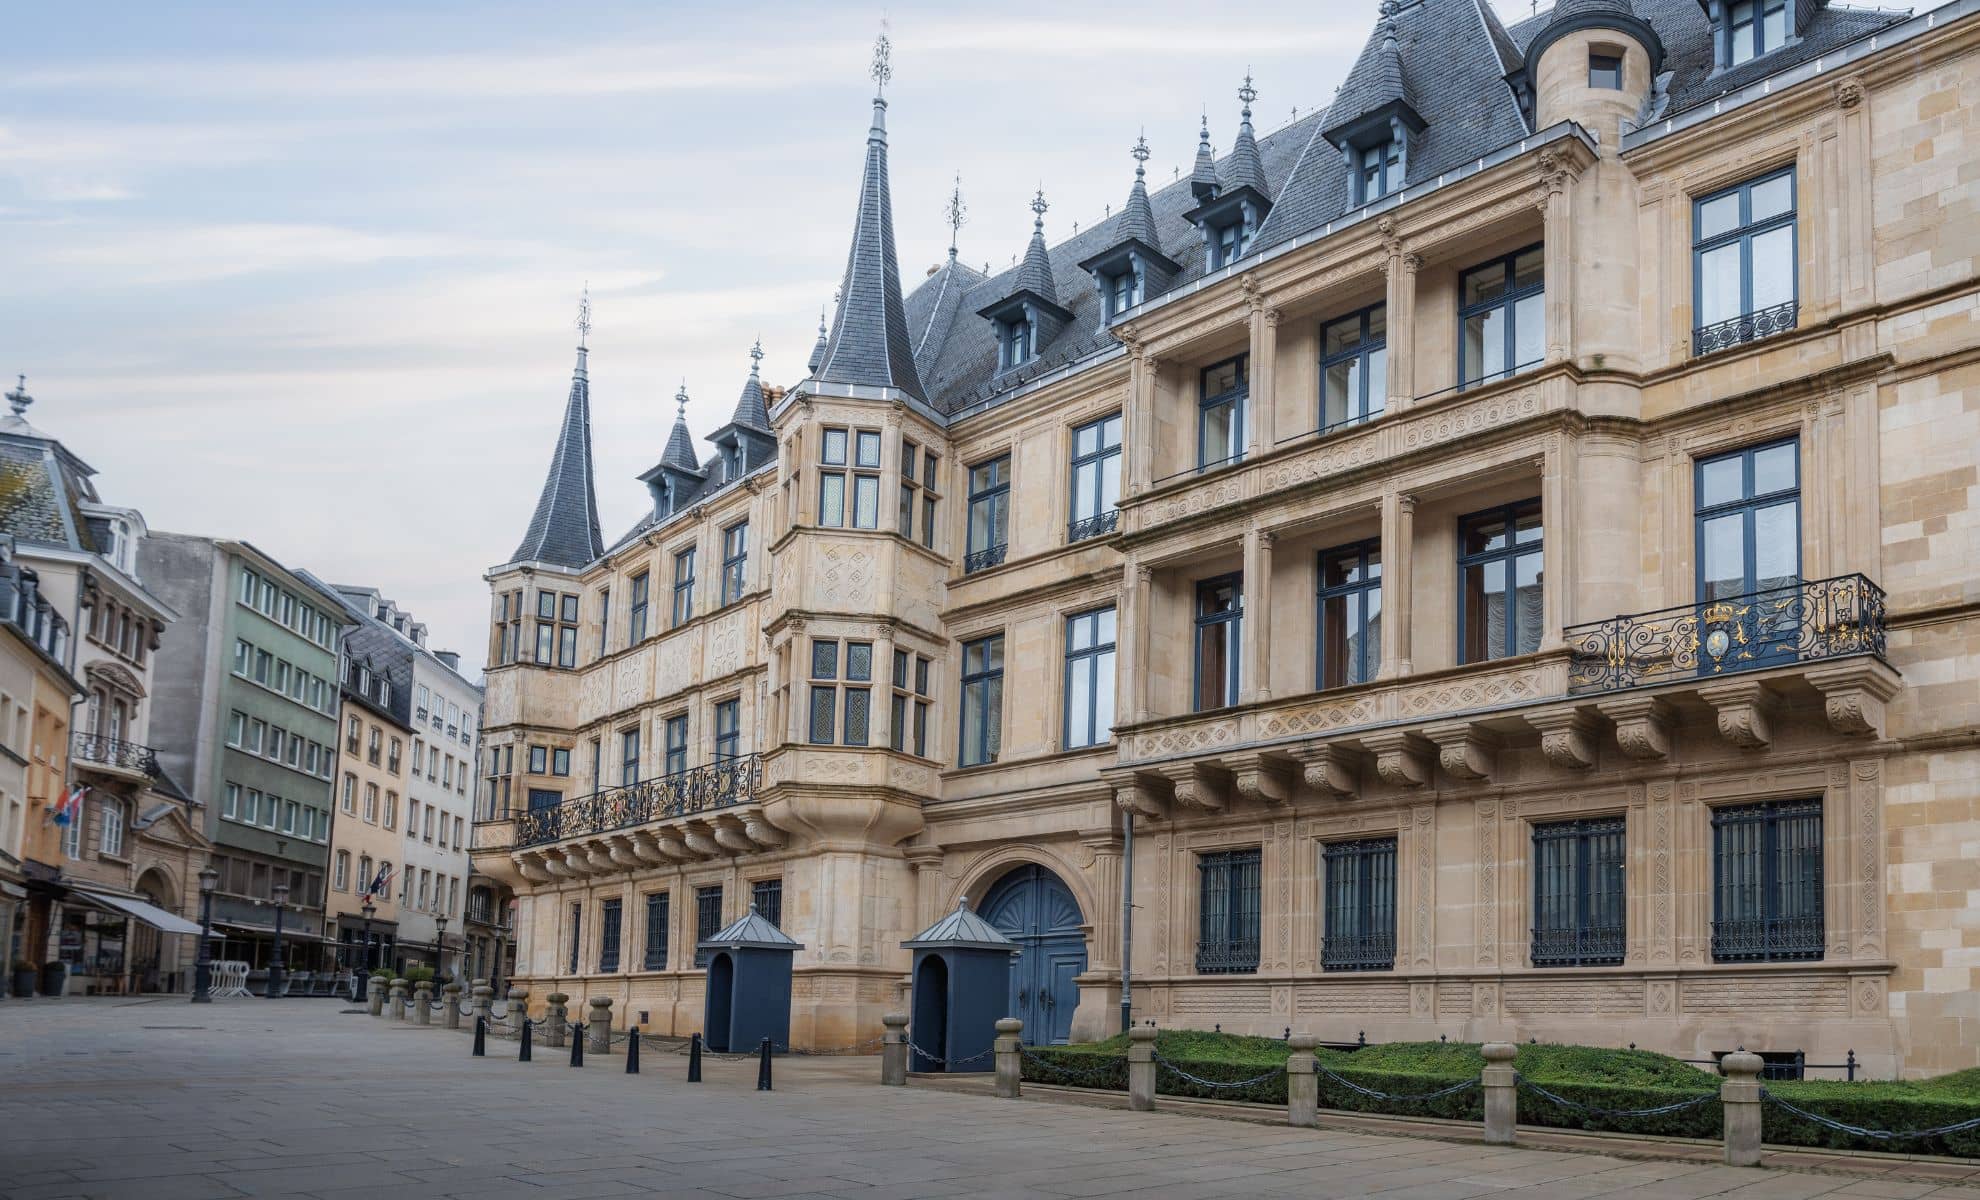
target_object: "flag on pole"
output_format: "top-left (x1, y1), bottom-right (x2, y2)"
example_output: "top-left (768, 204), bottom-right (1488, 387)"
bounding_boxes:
top-left (366, 863), bottom-right (394, 897)
top-left (51, 783), bottom-right (88, 826)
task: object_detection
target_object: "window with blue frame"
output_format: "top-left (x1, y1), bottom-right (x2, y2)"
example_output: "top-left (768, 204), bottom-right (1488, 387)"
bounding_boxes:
top-left (713, 698), bottom-right (740, 761)
top-left (1696, 438), bottom-right (1800, 610)
top-left (619, 727), bottom-right (640, 786)
top-left (567, 901), bottom-right (582, 974)
top-left (598, 898), bottom-right (623, 973)
top-left (1588, 50), bottom-right (1623, 89)
top-left (959, 634), bottom-right (1004, 767)
top-left (1458, 499), bottom-right (1544, 664)
top-left (1317, 540), bottom-right (1382, 689)
top-left (1067, 413), bottom-right (1122, 542)
top-left (965, 456), bottom-right (1010, 572)
top-left (1208, 218), bottom-right (1250, 270)
top-left (1322, 838), bottom-right (1396, 971)
top-left (1458, 245), bottom-right (1544, 389)
top-left (1320, 304), bottom-right (1387, 433)
top-left (1693, 168), bottom-right (1797, 355)
top-left (720, 521), bottom-right (748, 605)
top-left (808, 639), bottom-right (838, 745)
top-left (1108, 270), bottom-right (1142, 317)
top-left (1724, 0), bottom-right (1789, 66)
top-left (1530, 817), bottom-right (1626, 967)
top-left (1063, 606), bottom-right (1117, 751)
top-left (1196, 848), bottom-right (1261, 974)
top-left (1198, 355), bottom-right (1247, 471)
top-left (1354, 139), bottom-right (1402, 205)
top-left (663, 714), bottom-right (688, 776)
top-left (693, 884), bottom-right (723, 969)
top-left (643, 891), bottom-right (669, 970)
top-left (1194, 574), bottom-right (1243, 711)
top-left (999, 318), bottom-right (1032, 369)
top-left (1712, 799), bottom-right (1823, 963)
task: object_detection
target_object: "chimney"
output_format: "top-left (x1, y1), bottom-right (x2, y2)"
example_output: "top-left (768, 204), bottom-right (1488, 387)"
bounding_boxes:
top-left (435, 650), bottom-right (461, 671)
top-left (765, 385), bottom-right (786, 406)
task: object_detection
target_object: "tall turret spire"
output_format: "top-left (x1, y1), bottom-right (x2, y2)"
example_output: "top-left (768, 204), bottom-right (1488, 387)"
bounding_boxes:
top-left (1222, 72), bottom-right (1270, 197)
top-left (815, 27), bottom-right (928, 403)
top-left (509, 293), bottom-right (606, 568)
top-left (808, 305), bottom-right (830, 373)
top-left (1190, 109), bottom-right (1220, 201)
top-left (661, 382), bottom-right (700, 473)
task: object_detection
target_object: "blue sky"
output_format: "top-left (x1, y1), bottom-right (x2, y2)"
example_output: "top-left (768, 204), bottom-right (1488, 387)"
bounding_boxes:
top-left (4, 0), bottom-right (1572, 672)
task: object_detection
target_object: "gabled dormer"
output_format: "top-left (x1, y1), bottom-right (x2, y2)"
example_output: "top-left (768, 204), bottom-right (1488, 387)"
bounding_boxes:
top-left (1077, 135), bottom-right (1182, 324)
top-left (1322, 2), bottom-right (1426, 209)
top-left (705, 340), bottom-right (777, 483)
top-left (977, 191), bottom-right (1073, 375)
top-left (637, 385), bottom-right (706, 521)
top-left (1702, 0), bottom-right (1801, 70)
top-left (1185, 78), bottom-right (1275, 271)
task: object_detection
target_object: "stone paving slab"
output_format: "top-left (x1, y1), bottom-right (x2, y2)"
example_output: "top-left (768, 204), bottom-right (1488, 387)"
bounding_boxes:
top-left (2, 999), bottom-right (1978, 1200)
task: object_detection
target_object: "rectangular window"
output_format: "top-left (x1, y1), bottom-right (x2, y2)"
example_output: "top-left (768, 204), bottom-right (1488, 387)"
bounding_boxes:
top-left (920, 453), bottom-right (940, 551)
top-left (568, 902), bottom-right (582, 975)
top-left (1198, 356), bottom-right (1247, 471)
top-left (1067, 414), bottom-right (1123, 542)
top-left (1196, 848), bottom-right (1261, 974)
top-left (1712, 799), bottom-right (1823, 963)
top-left (551, 748), bottom-right (570, 776)
top-left (598, 586), bottom-right (611, 654)
top-left (664, 714), bottom-right (688, 776)
top-left (958, 634), bottom-right (1004, 767)
top-left (1588, 50), bottom-right (1623, 88)
top-left (1459, 499), bottom-right (1544, 663)
top-left (965, 456), bottom-right (1010, 573)
top-left (751, 878), bottom-right (783, 929)
top-left (1693, 168), bottom-right (1797, 355)
top-left (890, 650), bottom-right (932, 757)
top-left (1726, 0), bottom-right (1788, 65)
top-left (599, 899), bottom-right (623, 973)
top-left (628, 573), bottom-right (650, 643)
top-left (362, 783), bottom-right (378, 823)
top-left (819, 427), bottom-right (849, 527)
top-left (1320, 304), bottom-right (1387, 432)
top-left (643, 892), bottom-right (670, 971)
top-left (1354, 138), bottom-right (1401, 205)
top-left (1317, 540), bottom-right (1382, 689)
top-left (1531, 817), bottom-right (1626, 967)
top-left (1459, 245), bottom-right (1544, 389)
top-left (1322, 838), bottom-right (1397, 971)
top-left (721, 522), bottom-right (748, 605)
top-left (694, 885), bottom-right (723, 969)
top-left (1108, 268), bottom-right (1142, 316)
top-left (1194, 574), bottom-right (1243, 711)
top-left (1063, 607), bottom-right (1117, 750)
top-left (999, 318), bottom-right (1032, 369)
top-left (843, 642), bottom-right (872, 747)
top-left (620, 727), bottom-right (640, 786)
top-left (714, 699), bottom-right (740, 761)
top-left (808, 639), bottom-right (838, 745)
top-left (223, 782), bottom-right (240, 819)
top-left (672, 548), bottom-right (696, 627)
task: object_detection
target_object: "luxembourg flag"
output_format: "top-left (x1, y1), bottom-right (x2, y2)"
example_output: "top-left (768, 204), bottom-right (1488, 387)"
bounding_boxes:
top-left (52, 783), bottom-right (88, 826)
top-left (365, 863), bottom-right (395, 898)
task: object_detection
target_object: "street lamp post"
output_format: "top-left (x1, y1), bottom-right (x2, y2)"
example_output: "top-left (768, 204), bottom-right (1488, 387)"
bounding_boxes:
top-left (191, 865), bottom-right (219, 1004)
top-left (433, 914), bottom-right (449, 982)
top-left (359, 897), bottom-right (376, 975)
top-left (267, 881), bottom-right (290, 999)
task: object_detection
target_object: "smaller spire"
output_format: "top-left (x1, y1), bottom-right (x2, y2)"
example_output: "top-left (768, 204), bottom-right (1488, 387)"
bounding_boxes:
top-left (1190, 108), bottom-right (1220, 200)
top-left (808, 305), bottom-right (830, 373)
top-left (5, 374), bottom-right (30, 419)
top-left (1221, 73), bottom-right (1271, 198)
top-left (575, 284), bottom-right (591, 350)
top-left (1012, 189), bottom-right (1059, 303)
top-left (661, 381), bottom-right (700, 473)
top-left (1115, 134), bottom-right (1163, 249)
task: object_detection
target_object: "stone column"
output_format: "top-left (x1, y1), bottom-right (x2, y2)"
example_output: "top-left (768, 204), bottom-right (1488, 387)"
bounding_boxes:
top-left (413, 980), bottom-right (433, 1025)
top-left (588, 997), bottom-right (613, 1054)
top-left (1384, 251), bottom-right (1420, 410)
top-left (1378, 493), bottom-right (1415, 679)
top-left (1246, 302), bottom-right (1279, 457)
top-left (1482, 1042), bottom-right (1519, 1145)
top-left (1541, 438), bottom-right (1568, 650)
top-left (388, 978), bottom-right (408, 1021)
top-left (903, 847), bottom-right (945, 936)
top-left (1127, 1026), bottom-right (1158, 1112)
top-left (367, 974), bottom-right (385, 1017)
top-left (1126, 348), bottom-right (1153, 496)
top-left (1286, 1035), bottom-right (1318, 1128)
top-left (1720, 1051), bottom-right (1765, 1167)
top-left (1240, 529), bottom-right (1274, 704)
top-left (873, 624), bottom-right (897, 751)
top-left (993, 1018), bottom-right (1023, 1099)
top-left (442, 981), bottom-right (463, 1029)
top-left (1125, 563), bottom-right (1153, 723)
top-left (1541, 160), bottom-right (1575, 365)
top-left (880, 1012), bottom-right (908, 1086)
top-left (1079, 833), bottom-right (1122, 976)
top-left (544, 992), bottom-right (569, 1048)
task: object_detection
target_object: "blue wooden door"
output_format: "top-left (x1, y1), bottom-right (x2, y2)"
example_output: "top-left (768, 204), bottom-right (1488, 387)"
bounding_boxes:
top-left (979, 865), bottom-right (1087, 1045)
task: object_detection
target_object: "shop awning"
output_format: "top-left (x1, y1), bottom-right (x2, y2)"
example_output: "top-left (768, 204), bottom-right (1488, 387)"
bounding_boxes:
top-left (65, 885), bottom-right (204, 935)
top-left (212, 919), bottom-right (330, 943)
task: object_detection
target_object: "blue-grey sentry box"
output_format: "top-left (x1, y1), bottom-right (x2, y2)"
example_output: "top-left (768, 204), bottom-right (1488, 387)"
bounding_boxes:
top-left (699, 906), bottom-right (803, 1054)
top-left (903, 898), bottom-right (1019, 1073)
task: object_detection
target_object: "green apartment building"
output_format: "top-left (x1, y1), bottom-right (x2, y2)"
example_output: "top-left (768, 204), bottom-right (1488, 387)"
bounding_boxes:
top-left (141, 535), bottom-right (346, 981)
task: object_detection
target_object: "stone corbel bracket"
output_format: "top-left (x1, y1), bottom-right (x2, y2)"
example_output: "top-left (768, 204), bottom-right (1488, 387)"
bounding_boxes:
top-left (1363, 730), bottom-right (1434, 789)
top-left (1290, 743), bottom-right (1360, 801)
top-left (680, 820), bottom-right (725, 859)
top-left (1228, 751), bottom-right (1294, 806)
top-left (628, 830), bottom-right (678, 866)
top-left (1163, 761), bottom-right (1232, 812)
top-left (1527, 707), bottom-right (1602, 771)
top-left (1698, 679), bottom-right (1779, 750)
top-left (652, 827), bottom-right (695, 862)
top-left (1806, 658), bottom-right (1901, 738)
top-left (1112, 773), bottom-right (1170, 818)
top-left (742, 812), bottom-right (788, 849)
top-left (559, 846), bottom-right (594, 878)
top-left (1596, 695), bottom-right (1674, 761)
top-left (603, 834), bottom-right (642, 870)
top-left (1424, 721), bottom-right (1499, 782)
top-left (514, 853), bottom-right (555, 884)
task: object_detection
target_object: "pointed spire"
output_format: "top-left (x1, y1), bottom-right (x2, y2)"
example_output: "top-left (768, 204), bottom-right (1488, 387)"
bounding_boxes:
top-left (5, 374), bottom-right (30, 419)
top-left (727, 340), bottom-right (771, 432)
top-left (1190, 108), bottom-right (1220, 200)
top-left (808, 305), bottom-right (830, 373)
top-left (1222, 72), bottom-right (1271, 198)
top-left (1013, 189), bottom-right (1060, 306)
top-left (815, 27), bottom-right (928, 403)
top-left (661, 382), bottom-right (701, 474)
top-left (510, 295), bottom-right (605, 568)
top-left (1117, 133), bottom-right (1162, 249)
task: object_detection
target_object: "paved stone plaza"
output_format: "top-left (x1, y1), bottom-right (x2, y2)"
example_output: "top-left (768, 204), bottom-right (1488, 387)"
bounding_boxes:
top-left (0, 1000), bottom-right (1976, 1200)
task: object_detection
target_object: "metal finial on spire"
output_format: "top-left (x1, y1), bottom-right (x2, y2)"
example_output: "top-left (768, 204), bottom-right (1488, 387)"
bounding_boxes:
top-left (870, 20), bottom-right (893, 95)
top-left (675, 381), bottom-right (689, 415)
top-left (749, 338), bottom-right (763, 375)
top-left (5, 375), bottom-right (29, 419)
top-left (575, 285), bottom-right (592, 349)
top-left (944, 172), bottom-right (967, 256)
top-left (1030, 187), bottom-right (1048, 230)
top-left (1239, 71), bottom-right (1258, 114)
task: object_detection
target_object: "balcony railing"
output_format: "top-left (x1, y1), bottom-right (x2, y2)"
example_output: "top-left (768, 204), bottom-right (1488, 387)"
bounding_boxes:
top-left (72, 733), bottom-right (160, 776)
top-left (513, 753), bottom-right (760, 848)
top-left (1320, 931), bottom-right (1395, 973)
top-left (1067, 509), bottom-right (1119, 544)
top-left (963, 543), bottom-right (1008, 574)
top-left (1693, 300), bottom-right (1798, 357)
top-left (1565, 573), bottom-right (1885, 696)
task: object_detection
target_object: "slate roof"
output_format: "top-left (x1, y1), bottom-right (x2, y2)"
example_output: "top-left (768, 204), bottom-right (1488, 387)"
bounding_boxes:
top-left (814, 96), bottom-right (928, 403)
top-left (510, 345), bottom-right (606, 570)
top-left (699, 905), bottom-right (804, 950)
top-left (727, 348), bottom-right (772, 434)
top-left (658, 389), bottom-right (704, 475)
top-left (0, 386), bottom-right (102, 555)
top-left (305, 573), bottom-right (417, 728)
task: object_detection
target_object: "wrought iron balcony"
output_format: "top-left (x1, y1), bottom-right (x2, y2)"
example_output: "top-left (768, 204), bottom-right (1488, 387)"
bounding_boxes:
top-left (513, 753), bottom-right (760, 848)
top-left (1565, 573), bottom-right (1886, 696)
top-left (72, 733), bottom-right (159, 776)
top-left (1320, 931), bottom-right (1396, 973)
top-left (1194, 937), bottom-right (1260, 975)
top-left (962, 543), bottom-right (1008, 574)
top-left (1067, 510), bottom-right (1119, 544)
top-left (1693, 300), bottom-right (1798, 357)
top-left (1530, 925), bottom-right (1625, 968)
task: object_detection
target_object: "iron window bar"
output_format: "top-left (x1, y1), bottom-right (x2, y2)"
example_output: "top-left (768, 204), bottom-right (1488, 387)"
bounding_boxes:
top-left (71, 733), bottom-right (160, 776)
top-left (1693, 300), bottom-right (1799, 357)
top-left (1530, 816), bottom-right (1626, 968)
top-left (512, 753), bottom-right (761, 848)
top-left (1712, 797), bottom-right (1824, 964)
top-left (1066, 510), bottom-right (1119, 543)
top-left (963, 543), bottom-right (1008, 574)
top-left (1322, 837), bottom-right (1396, 972)
top-left (1564, 572), bottom-right (1886, 695)
top-left (1196, 848), bottom-right (1262, 975)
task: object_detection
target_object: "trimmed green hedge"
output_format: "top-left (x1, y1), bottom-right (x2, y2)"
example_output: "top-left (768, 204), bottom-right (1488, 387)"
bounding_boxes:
top-left (1017, 1034), bottom-right (1980, 1157)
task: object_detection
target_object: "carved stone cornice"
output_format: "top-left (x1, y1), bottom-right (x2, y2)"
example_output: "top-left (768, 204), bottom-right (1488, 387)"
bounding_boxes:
top-left (1596, 694), bottom-right (1674, 761)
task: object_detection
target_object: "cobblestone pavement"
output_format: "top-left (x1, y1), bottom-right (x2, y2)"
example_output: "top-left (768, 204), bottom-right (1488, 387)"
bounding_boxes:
top-left (2, 999), bottom-right (1976, 1200)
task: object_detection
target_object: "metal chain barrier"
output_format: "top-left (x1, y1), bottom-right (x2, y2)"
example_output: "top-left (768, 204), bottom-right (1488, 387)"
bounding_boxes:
top-left (1315, 1061), bottom-right (1480, 1103)
top-left (904, 1039), bottom-right (993, 1068)
top-left (1761, 1089), bottom-right (1980, 1142)
top-left (1153, 1055), bottom-right (1288, 1091)
top-left (1515, 1075), bottom-right (1717, 1119)
top-left (1016, 1045), bottom-right (1125, 1087)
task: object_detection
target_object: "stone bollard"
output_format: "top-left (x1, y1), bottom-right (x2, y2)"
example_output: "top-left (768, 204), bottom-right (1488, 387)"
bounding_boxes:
top-left (443, 982), bottom-right (464, 1030)
top-left (413, 980), bottom-right (433, 1025)
top-left (588, 998), bottom-right (613, 1055)
top-left (506, 986), bottom-right (529, 1038)
top-left (1481, 1042), bottom-right (1519, 1145)
top-left (1720, 1051), bottom-right (1766, 1167)
top-left (543, 992), bottom-right (568, 1049)
top-left (880, 1013), bottom-right (908, 1086)
top-left (469, 983), bottom-right (492, 1030)
top-left (1127, 1026), bottom-right (1158, 1112)
top-left (367, 975), bottom-right (386, 1017)
top-left (388, 978), bottom-right (408, 1021)
top-left (1286, 1034), bottom-right (1319, 1128)
top-left (994, 1018), bottom-right (1023, 1099)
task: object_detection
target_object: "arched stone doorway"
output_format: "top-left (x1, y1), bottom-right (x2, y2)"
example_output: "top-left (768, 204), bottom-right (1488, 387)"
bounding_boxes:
top-left (132, 868), bottom-right (177, 993)
top-left (978, 864), bottom-right (1086, 1045)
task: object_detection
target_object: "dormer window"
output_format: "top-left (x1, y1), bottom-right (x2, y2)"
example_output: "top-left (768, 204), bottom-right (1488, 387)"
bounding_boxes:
top-left (1208, 218), bottom-right (1254, 271)
top-left (1724, 0), bottom-right (1788, 66)
top-left (998, 318), bottom-right (1033, 370)
top-left (722, 442), bottom-right (743, 479)
top-left (1355, 140), bottom-right (1402, 205)
top-left (1108, 270), bottom-right (1142, 317)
